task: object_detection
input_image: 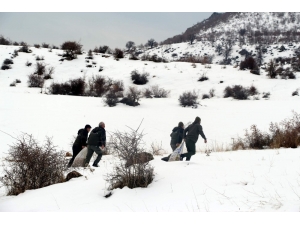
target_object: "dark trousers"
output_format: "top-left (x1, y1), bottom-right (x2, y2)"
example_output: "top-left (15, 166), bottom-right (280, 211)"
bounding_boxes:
top-left (68, 145), bottom-right (82, 166)
top-left (85, 145), bottom-right (103, 165)
top-left (181, 139), bottom-right (196, 161)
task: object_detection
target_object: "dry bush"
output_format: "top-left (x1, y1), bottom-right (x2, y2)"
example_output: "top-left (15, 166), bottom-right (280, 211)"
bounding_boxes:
top-left (18, 45), bottom-right (31, 53)
top-left (10, 81), bottom-right (16, 87)
top-left (240, 57), bottom-right (257, 70)
top-left (98, 45), bottom-right (109, 54)
top-left (34, 44), bottom-right (40, 48)
top-left (34, 62), bottom-right (46, 75)
top-left (87, 75), bottom-right (109, 97)
top-left (120, 86), bottom-right (142, 106)
top-left (143, 88), bottom-right (153, 98)
top-left (25, 61), bottom-right (32, 67)
top-left (113, 48), bottom-right (124, 59)
top-left (150, 85), bottom-right (170, 98)
top-left (1, 64), bottom-right (11, 70)
top-left (232, 112), bottom-right (300, 150)
top-left (131, 70), bottom-right (149, 85)
top-left (177, 55), bottom-right (213, 64)
top-left (292, 90), bottom-right (299, 96)
top-left (105, 124), bottom-right (154, 190)
top-left (209, 88), bottom-right (215, 97)
top-left (104, 90), bottom-right (119, 107)
top-left (178, 90), bottom-right (199, 107)
top-left (49, 78), bottom-right (85, 95)
top-left (15, 79), bottom-right (21, 83)
top-left (44, 66), bottom-right (55, 80)
top-left (202, 94), bottom-right (210, 99)
top-left (0, 134), bottom-right (66, 195)
top-left (61, 41), bottom-right (82, 60)
top-left (35, 55), bottom-right (44, 61)
top-left (42, 43), bottom-right (50, 48)
top-left (224, 85), bottom-right (259, 100)
top-left (198, 72), bottom-right (209, 82)
top-left (28, 74), bottom-right (44, 88)
top-left (266, 59), bottom-right (277, 78)
top-left (3, 58), bottom-right (14, 65)
top-left (129, 53), bottom-right (139, 60)
top-left (150, 141), bottom-right (166, 156)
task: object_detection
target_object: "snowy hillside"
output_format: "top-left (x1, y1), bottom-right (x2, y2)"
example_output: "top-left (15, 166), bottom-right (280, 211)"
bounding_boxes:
top-left (0, 44), bottom-right (300, 211)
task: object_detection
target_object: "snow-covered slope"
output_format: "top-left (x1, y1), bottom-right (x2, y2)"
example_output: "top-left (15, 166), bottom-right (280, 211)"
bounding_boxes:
top-left (0, 45), bottom-right (300, 211)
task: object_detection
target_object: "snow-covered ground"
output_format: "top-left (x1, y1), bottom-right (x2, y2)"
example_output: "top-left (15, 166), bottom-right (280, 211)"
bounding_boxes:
top-left (0, 45), bottom-right (300, 211)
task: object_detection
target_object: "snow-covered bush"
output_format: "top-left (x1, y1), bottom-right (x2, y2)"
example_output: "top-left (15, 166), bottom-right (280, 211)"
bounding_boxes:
top-left (131, 70), bottom-right (149, 85)
top-left (224, 85), bottom-right (258, 100)
top-left (34, 44), bottom-right (40, 48)
top-left (25, 61), bottom-right (32, 67)
top-left (240, 56), bottom-right (257, 70)
top-left (198, 73), bottom-right (209, 82)
top-left (35, 55), bottom-right (44, 61)
top-left (0, 134), bottom-right (66, 195)
top-left (9, 81), bottom-right (16, 87)
top-left (27, 74), bottom-right (44, 88)
top-left (18, 44), bottom-right (31, 53)
top-left (106, 126), bottom-right (154, 190)
top-left (266, 59), bottom-right (277, 78)
top-left (202, 94), bottom-right (210, 99)
top-left (178, 90), bottom-right (199, 107)
top-left (292, 90), bottom-right (299, 96)
top-left (142, 85), bottom-right (170, 98)
top-left (86, 50), bottom-right (93, 59)
top-left (97, 45), bottom-right (109, 54)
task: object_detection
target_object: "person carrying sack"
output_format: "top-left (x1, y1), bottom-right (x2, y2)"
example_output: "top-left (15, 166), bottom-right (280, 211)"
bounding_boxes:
top-left (170, 122), bottom-right (184, 151)
top-left (84, 122), bottom-right (106, 167)
top-left (180, 116), bottom-right (207, 161)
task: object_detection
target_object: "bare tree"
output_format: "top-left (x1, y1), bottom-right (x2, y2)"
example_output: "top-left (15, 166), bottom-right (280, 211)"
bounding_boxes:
top-left (147, 39), bottom-right (156, 48)
top-left (222, 39), bottom-right (233, 65)
top-left (126, 41), bottom-right (135, 51)
top-left (215, 44), bottom-right (223, 54)
top-left (188, 33), bottom-right (196, 45)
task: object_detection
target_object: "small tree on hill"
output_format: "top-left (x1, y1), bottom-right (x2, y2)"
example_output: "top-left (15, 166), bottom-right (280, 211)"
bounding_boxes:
top-left (61, 41), bottom-right (82, 60)
top-left (126, 41), bottom-right (135, 51)
top-left (147, 39), bottom-right (156, 48)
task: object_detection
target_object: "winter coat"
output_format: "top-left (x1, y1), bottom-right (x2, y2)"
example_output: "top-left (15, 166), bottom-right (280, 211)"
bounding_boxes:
top-left (183, 122), bottom-right (206, 143)
top-left (87, 126), bottom-right (106, 147)
top-left (73, 128), bottom-right (89, 147)
top-left (170, 126), bottom-right (184, 145)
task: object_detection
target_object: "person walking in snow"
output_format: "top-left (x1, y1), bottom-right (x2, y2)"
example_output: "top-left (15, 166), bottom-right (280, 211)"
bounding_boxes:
top-left (67, 124), bottom-right (92, 167)
top-left (85, 122), bottom-right (106, 167)
top-left (170, 122), bottom-right (184, 151)
top-left (180, 117), bottom-right (207, 161)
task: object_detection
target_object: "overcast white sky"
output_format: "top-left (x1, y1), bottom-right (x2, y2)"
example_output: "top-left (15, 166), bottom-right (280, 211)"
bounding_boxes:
top-left (0, 12), bottom-right (213, 50)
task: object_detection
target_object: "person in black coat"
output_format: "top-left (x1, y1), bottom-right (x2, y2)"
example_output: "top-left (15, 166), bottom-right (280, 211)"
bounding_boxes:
top-left (170, 122), bottom-right (184, 151)
top-left (67, 124), bottom-right (91, 167)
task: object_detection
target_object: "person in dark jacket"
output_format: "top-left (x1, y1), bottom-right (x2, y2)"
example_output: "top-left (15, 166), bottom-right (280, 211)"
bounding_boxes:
top-left (85, 122), bottom-right (106, 167)
top-left (180, 117), bottom-right (207, 161)
top-left (67, 124), bottom-right (91, 167)
top-left (170, 122), bottom-right (184, 151)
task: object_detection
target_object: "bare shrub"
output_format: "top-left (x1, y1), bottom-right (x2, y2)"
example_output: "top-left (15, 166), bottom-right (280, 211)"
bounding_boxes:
top-left (3, 58), bottom-right (14, 65)
top-left (49, 78), bottom-right (85, 96)
top-left (292, 90), bottom-right (299, 96)
top-left (105, 125), bottom-right (154, 190)
top-left (198, 72), bottom-right (209, 82)
top-left (150, 142), bottom-right (165, 156)
top-left (113, 48), bottom-right (124, 59)
top-left (18, 45), bottom-right (31, 53)
top-left (178, 90), bottom-right (199, 107)
top-left (104, 90), bottom-right (119, 107)
top-left (150, 85), bottom-right (170, 98)
top-left (281, 68), bottom-right (296, 79)
top-left (10, 81), bottom-right (16, 87)
top-left (87, 75), bottom-right (109, 97)
top-left (266, 59), bottom-right (277, 78)
top-left (202, 94), bottom-right (210, 99)
top-left (25, 61), bottom-right (32, 67)
top-left (120, 86), bottom-right (142, 106)
top-left (1, 64), bottom-right (11, 70)
top-left (131, 70), bottom-right (149, 85)
top-left (34, 62), bottom-right (46, 75)
top-left (35, 55), bottom-right (44, 61)
top-left (28, 74), bottom-right (44, 88)
top-left (224, 85), bottom-right (259, 100)
top-left (15, 79), bottom-right (21, 83)
top-left (240, 57), bottom-right (257, 70)
top-left (34, 44), bottom-right (40, 48)
top-left (209, 88), bottom-right (215, 97)
top-left (44, 66), bottom-right (55, 79)
top-left (143, 88), bottom-right (153, 98)
top-left (86, 50), bottom-right (94, 59)
top-left (233, 112), bottom-right (300, 149)
top-left (98, 45), bottom-right (109, 54)
top-left (42, 43), bottom-right (50, 48)
top-left (0, 134), bottom-right (66, 195)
